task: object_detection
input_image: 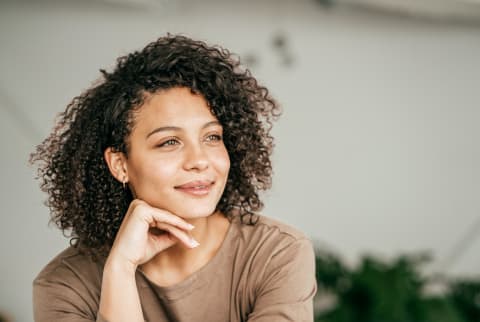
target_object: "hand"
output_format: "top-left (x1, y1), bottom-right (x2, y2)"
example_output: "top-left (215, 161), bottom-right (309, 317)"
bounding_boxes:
top-left (106, 199), bottom-right (198, 271)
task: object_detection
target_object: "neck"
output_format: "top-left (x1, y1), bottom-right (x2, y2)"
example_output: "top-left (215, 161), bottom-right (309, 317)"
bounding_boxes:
top-left (140, 211), bottom-right (229, 287)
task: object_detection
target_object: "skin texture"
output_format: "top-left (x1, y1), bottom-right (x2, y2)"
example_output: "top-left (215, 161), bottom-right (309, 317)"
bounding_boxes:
top-left (30, 35), bottom-right (280, 256)
top-left (100, 88), bottom-right (232, 322)
top-left (104, 87), bottom-right (232, 271)
top-left (31, 35), bottom-right (281, 321)
top-left (109, 87), bottom-right (230, 220)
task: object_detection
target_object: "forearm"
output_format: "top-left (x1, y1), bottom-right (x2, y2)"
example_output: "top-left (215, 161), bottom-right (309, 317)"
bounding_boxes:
top-left (96, 200), bottom-right (194, 322)
top-left (98, 258), bottom-right (144, 322)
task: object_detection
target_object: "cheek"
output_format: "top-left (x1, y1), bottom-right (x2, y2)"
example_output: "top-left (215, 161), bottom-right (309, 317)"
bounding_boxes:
top-left (215, 148), bottom-right (231, 177)
top-left (149, 157), bottom-right (181, 185)
top-left (129, 157), bottom-right (179, 191)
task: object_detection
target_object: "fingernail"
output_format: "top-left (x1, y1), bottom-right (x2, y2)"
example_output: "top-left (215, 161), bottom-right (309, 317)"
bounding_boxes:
top-left (187, 223), bottom-right (195, 230)
top-left (189, 237), bottom-right (200, 248)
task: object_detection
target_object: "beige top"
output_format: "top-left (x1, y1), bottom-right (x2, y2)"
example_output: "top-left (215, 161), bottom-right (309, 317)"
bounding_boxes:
top-left (33, 215), bottom-right (317, 322)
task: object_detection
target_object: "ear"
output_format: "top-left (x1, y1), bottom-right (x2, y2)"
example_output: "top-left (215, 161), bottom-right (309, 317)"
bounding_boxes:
top-left (104, 147), bottom-right (129, 184)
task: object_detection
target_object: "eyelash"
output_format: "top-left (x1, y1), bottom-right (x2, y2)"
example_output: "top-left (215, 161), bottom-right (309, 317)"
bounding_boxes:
top-left (156, 134), bottom-right (222, 148)
top-left (157, 138), bottom-right (180, 147)
top-left (206, 134), bottom-right (222, 142)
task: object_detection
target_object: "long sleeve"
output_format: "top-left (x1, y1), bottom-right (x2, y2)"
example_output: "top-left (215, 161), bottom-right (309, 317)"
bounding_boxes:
top-left (247, 238), bottom-right (317, 322)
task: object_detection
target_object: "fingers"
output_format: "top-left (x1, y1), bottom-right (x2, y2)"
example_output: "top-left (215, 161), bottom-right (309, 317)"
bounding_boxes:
top-left (152, 222), bottom-right (199, 249)
top-left (109, 199), bottom-right (201, 268)
top-left (147, 231), bottom-right (178, 253)
top-left (148, 208), bottom-right (195, 232)
top-left (131, 200), bottom-right (195, 233)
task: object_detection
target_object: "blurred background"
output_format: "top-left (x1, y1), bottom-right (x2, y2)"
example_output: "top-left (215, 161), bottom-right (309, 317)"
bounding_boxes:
top-left (0, 0), bottom-right (479, 321)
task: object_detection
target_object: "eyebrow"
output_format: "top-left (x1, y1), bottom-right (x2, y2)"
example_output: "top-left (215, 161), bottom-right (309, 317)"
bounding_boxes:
top-left (146, 121), bottom-right (222, 139)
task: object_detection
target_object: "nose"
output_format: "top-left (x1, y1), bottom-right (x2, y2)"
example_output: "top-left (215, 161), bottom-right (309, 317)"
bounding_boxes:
top-left (183, 143), bottom-right (209, 171)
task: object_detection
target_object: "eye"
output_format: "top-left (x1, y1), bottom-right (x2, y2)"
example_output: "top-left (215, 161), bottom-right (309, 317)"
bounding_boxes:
top-left (205, 134), bottom-right (223, 142)
top-left (157, 138), bottom-right (180, 147)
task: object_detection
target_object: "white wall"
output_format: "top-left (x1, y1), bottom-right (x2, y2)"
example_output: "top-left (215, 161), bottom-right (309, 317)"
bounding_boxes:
top-left (1, 1), bottom-right (479, 321)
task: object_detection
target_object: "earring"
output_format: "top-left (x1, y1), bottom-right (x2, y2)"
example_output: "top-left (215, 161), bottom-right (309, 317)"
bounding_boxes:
top-left (122, 177), bottom-right (127, 190)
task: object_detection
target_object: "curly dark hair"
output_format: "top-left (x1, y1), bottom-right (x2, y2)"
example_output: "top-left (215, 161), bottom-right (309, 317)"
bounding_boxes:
top-left (31, 34), bottom-right (280, 254)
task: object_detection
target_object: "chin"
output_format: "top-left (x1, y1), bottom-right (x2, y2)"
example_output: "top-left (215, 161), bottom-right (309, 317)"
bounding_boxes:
top-left (168, 202), bottom-right (219, 219)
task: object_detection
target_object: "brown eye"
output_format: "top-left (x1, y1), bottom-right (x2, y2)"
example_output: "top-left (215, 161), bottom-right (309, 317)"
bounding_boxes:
top-left (205, 134), bottom-right (222, 142)
top-left (158, 138), bottom-right (180, 147)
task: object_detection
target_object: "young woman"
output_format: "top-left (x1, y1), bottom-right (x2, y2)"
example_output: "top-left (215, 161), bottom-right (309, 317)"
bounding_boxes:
top-left (31, 34), bottom-right (316, 322)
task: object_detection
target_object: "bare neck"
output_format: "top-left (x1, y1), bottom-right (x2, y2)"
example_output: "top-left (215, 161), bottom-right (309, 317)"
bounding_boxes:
top-left (140, 211), bottom-right (230, 287)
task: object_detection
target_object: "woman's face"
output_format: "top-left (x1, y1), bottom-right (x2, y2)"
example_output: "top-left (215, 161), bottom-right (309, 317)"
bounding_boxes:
top-left (124, 87), bottom-right (230, 219)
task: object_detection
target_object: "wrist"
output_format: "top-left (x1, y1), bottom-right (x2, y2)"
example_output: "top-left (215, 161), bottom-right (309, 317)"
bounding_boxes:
top-left (104, 253), bottom-right (138, 277)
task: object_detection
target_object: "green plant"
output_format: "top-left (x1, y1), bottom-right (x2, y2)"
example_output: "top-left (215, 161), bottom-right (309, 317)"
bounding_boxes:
top-left (314, 248), bottom-right (479, 322)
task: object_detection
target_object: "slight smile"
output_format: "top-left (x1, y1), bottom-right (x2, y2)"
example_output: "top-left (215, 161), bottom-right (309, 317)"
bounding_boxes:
top-left (174, 180), bottom-right (215, 196)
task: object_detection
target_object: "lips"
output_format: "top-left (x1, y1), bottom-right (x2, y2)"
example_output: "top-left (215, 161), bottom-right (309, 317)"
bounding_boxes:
top-left (174, 180), bottom-right (214, 196)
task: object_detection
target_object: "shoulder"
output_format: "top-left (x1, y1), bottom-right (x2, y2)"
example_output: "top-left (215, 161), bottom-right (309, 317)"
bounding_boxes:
top-left (234, 214), bottom-right (312, 250)
top-left (33, 246), bottom-right (104, 320)
top-left (35, 246), bottom-right (103, 286)
top-left (230, 214), bottom-right (317, 314)
top-left (231, 213), bottom-right (315, 268)
top-left (253, 214), bottom-right (309, 240)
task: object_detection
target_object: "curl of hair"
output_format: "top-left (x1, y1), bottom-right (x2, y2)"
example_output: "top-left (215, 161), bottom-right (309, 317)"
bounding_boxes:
top-left (31, 34), bottom-right (281, 255)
